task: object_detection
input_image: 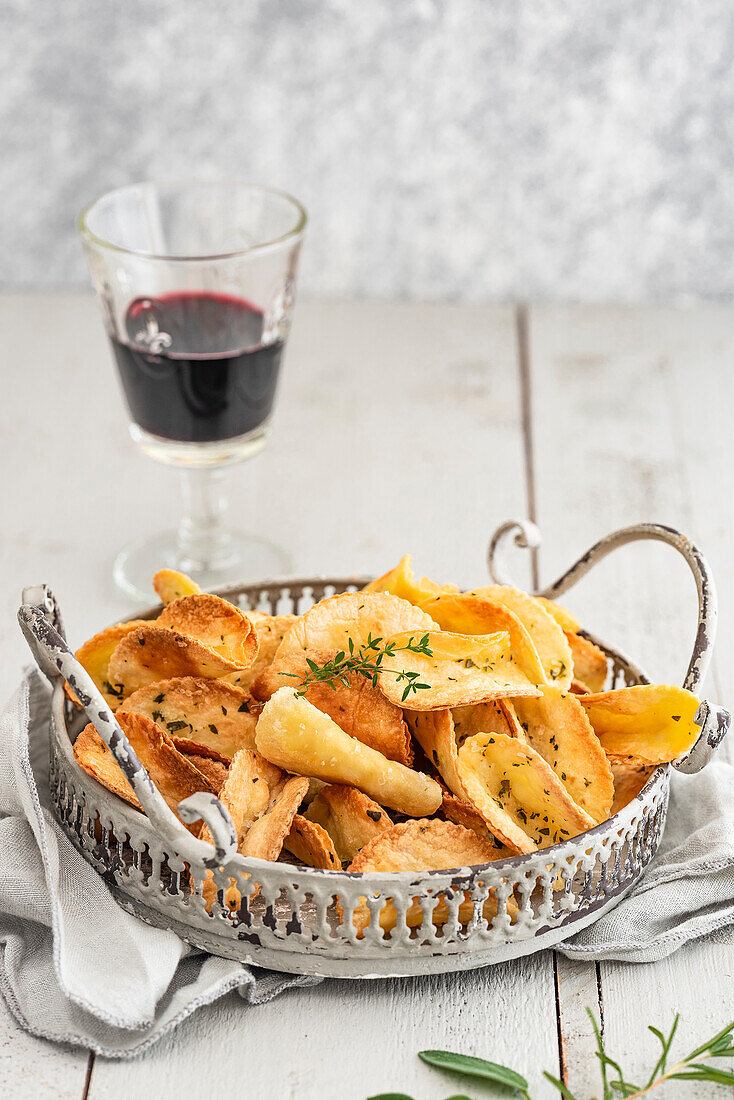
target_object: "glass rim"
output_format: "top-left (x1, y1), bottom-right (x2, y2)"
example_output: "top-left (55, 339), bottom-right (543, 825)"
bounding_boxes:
top-left (77, 179), bottom-right (308, 263)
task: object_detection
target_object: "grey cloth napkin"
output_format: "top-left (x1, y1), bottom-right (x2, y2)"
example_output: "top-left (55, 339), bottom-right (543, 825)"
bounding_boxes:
top-left (558, 757), bottom-right (734, 962)
top-left (0, 672), bottom-right (732, 1058)
top-left (0, 672), bottom-right (320, 1059)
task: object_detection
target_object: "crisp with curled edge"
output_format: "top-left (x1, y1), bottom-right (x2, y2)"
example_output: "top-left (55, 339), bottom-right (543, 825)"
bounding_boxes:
top-left (284, 814), bottom-right (341, 869)
top-left (275, 590), bottom-right (439, 658)
top-left (63, 557), bottom-right (708, 930)
top-left (119, 676), bottom-right (257, 758)
top-left (421, 592), bottom-right (547, 685)
top-left (470, 585), bottom-right (574, 691)
top-left (158, 594), bottom-right (258, 667)
top-left (564, 630), bottom-right (608, 693)
top-left (152, 568), bottom-right (201, 605)
top-left (108, 624), bottom-right (247, 697)
top-left (377, 629), bottom-right (540, 710)
top-left (458, 731), bottom-right (596, 853)
top-left (74, 712), bottom-right (216, 826)
top-left (512, 686), bottom-right (614, 823)
top-left (580, 684), bottom-right (701, 763)
top-left (305, 784), bottom-right (393, 863)
top-left (64, 619), bottom-right (149, 708)
top-left (225, 613), bottom-right (297, 692)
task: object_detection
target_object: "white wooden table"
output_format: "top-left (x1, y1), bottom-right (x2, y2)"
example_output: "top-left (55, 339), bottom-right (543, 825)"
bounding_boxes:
top-left (1, 296), bottom-right (733, 1098)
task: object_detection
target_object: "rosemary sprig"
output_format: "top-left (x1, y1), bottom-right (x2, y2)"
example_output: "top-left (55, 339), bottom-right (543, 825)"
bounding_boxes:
top-left (281, 632), bottom-right (434, 703)
top-left (368, 1010), bottom-right (734, 1099)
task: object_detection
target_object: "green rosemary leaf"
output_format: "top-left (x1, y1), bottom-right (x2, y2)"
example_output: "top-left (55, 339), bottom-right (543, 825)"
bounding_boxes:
top-left (366, 1093), bottom-right (415, 1099)
top-left (686, 1019), bottom-right (734, 1060)
top-left (670, 1067), bottom-right (734, 1083)
top-left (609, 1080), bottom-right (641, 1096)
top-left (587, 1008), bottom-right (613, 1100)
top-left (542, 1070), bottom-right (580, 1099)
top-left (645, 1016), bottom-right (679, 1085)
top-left (418, 1049), bottom-right (529, 1091)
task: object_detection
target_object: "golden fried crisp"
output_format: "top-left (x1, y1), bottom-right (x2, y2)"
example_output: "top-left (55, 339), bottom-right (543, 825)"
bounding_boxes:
top-left (513, 686), bottom-right (614, 823)
top-left (610, 759), bottom-right (655, 816)
top-left (363, 554), bottom-right (459, 606)
top-left (198, 748), bottom-right (286, 911)
top-left (240, 776), bottom-right (310, 860)
top-left (255, 688), bottom-right (442, 817)
top-left (452, 699), bottom-right (526, 745)
top-left (536, 597), bottom-right (580, 634)
top-left (73, 726), bottom-right (142, 809)
top-left (440, 793), bottom-right (513, 853)
top-left (179, 752), bottom-right (229, 794)
top-left (377, 630), bottom-right (540, 710)
top-left (64, 620), bottom-right (150, 709)
top-left (108, 625), bottom-right (243, 698)
top-left (119, 676), bottom-right (257, 758)
top-left (305, 784), bottom-right (393, 863)
top-left (152, 569), bottom-right (201, 605)
top-left (565, 632), bottom-right (608, 693)
top-left (348, 817), bottom-right (502, 873)
top-left (284, 815), bottom-right (341, 870)
top-left (276, 591), bottom-right (438, 658)
top-left (404, 708), bottom-right (464, 798)
top-left (70, 557), bottom-right (695, 875)
top-left (223, 613), bottom-right (297, 692)
top-left (158, 593), bottom-right (258, 667)
top-left (470, 585), bottom-right (573, 691)
top-left (580, 684), bottom-right (701, 764)
top-left (253, 649), bottom-right (413, 766)
top-left (74, 712), bottom-right (215, 823)
top-left (199, 748), bottom-right (281, 849)
top-left (421, 592), bottom-right (546, 685)
top-left (458, 732), bottom-right (595, 854)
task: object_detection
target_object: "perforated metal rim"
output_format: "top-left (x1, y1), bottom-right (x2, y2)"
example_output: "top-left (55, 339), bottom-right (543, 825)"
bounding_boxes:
top-left (47, 574), bottom-right (669, 976)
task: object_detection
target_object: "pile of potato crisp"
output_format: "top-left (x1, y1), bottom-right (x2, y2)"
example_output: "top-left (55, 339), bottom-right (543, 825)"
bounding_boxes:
top-left (69, 557), bottom-right (701, 893)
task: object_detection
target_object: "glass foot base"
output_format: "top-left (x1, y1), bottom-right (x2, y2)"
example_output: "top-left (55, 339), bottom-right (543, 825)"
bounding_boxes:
top-left (113, 530), bottom-right (294, 605)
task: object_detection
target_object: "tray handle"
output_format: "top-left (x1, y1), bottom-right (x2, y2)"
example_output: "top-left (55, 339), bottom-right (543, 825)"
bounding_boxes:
top-left (487, 521), bottom-right (730, 773)
top-left (18, 588), bottom-right (238, 867)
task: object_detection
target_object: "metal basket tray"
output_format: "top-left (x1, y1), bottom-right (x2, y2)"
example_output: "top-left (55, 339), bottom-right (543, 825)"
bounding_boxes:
top-left (19, 521), bottom-right (730, 979)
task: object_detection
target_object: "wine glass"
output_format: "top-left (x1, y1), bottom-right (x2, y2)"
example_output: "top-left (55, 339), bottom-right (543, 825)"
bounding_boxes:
top-left (78, 179), bottom-right (306, 602)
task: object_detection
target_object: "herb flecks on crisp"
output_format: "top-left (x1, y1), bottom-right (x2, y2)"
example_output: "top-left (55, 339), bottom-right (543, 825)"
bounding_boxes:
top-left (281, 633), bottom-right (434, 702)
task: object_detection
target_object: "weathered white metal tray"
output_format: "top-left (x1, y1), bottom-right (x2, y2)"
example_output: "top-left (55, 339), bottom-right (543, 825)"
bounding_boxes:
top-left (18, 521), bottom-right (730, 978)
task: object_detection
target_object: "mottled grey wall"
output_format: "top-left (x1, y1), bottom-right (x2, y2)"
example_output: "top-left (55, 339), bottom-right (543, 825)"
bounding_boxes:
top-left (3, 0), bottom-right (734, 301)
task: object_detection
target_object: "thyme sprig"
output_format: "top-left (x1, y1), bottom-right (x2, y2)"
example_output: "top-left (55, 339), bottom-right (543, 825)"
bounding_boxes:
top-left (282, 632), bottom-right (434, 703)
top-left (367, 1009), bottom-right (734, 1099)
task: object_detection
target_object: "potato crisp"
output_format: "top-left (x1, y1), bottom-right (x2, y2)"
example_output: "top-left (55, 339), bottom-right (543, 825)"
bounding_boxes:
top-left (65, 557), bottom-right (699, 901)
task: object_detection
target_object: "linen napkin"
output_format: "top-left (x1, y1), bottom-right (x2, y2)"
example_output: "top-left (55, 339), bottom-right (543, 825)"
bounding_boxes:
top-left (0, 671), bottom-right (732, 1058)
top-left (0, 671), bottom-right (320, 1058)
top-left (558, 758), bottom-right (734, 962)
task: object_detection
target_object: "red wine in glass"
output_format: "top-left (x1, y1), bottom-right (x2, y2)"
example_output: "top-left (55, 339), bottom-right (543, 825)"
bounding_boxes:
top-left (110, 291), bottom-right (284, 443)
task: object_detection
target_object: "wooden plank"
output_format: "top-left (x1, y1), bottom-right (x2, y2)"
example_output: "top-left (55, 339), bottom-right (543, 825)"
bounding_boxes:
top-left (88, 961), bottom-right (560, 1100)
top-left (527, 303), bottom-right (734, 1094)
top-left (0, 999), bottom-right (90, 1100)
top-left (0, 296), bottom-right (561, 1098)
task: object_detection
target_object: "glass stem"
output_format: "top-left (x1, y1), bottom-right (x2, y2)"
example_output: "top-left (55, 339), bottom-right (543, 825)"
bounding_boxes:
top-left (176, 467), bottom-right (234, 573)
